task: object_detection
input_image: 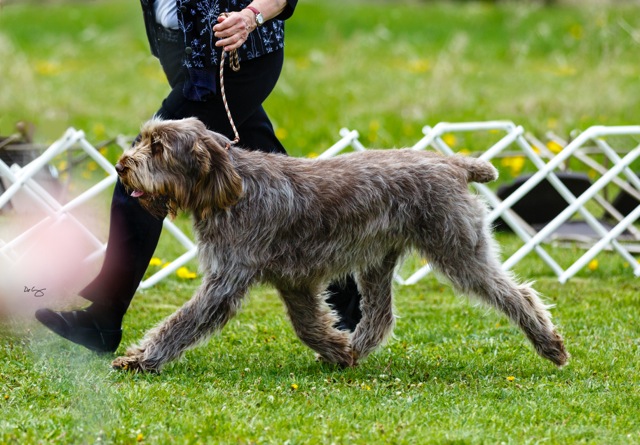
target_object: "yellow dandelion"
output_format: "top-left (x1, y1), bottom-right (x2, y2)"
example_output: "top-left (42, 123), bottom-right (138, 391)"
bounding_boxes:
top-left (161, 262), bottom-right (172, 269)
top-left (555, 65), bottom-right (577, 77)
top-left (93, 123), bottom-right (106, 139)
top-left (57, 160), bottom-right (69, 171)
top-left (307, 152), bottom-right (318, 159)
top-left (88, 161), bottom-right (99, 171)
top-left (176, 266), bottom-right (197, 279)
top-left (368, 120), bottom-right (380, 143)
top-left (588, 259), bottom-right (598, 272)
top-left (501, 156), bottom-right (525, 177)
top-left (149, 257), bottom-right (163, 267)
top-left (510, 156), bottom-right (525, 176)
top-left (291, 383), bottom-right (299, 390)
top-left (569, 24), bottom-right (583, 40)
top-left (136, 433), bottom-right (144, 442)
top-left (295, 57), bottom-right (310, 70)
top-left (407, 58), bottom-right (430, 74)
top-left (546, 140), bottom-right (564, 154)
top-left (81, 170), bottom-right (92, 179)
top-left (442, 133), bottom-right (457, 147)
top-left (275, 127), bottom-right (288, 141)
top-left (35, 60), bottom-right (61, 76)
top-left (507, 376), bottom-right (515, 382)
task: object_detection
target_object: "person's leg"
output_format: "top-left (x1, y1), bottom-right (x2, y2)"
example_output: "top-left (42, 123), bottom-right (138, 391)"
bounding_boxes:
top-left (35, 29), bottom-right (185, 352)
top-left (34, 179), bottom-right (164, 352)
top-left (79, 180), bottom-right (164, 318)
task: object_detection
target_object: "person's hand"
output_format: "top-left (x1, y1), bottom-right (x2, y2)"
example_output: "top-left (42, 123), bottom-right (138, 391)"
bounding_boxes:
top-left (213, 11), bottom-right (256, 52)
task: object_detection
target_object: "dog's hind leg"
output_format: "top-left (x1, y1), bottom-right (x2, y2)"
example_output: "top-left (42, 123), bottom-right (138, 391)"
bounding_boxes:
top-left (423, 219), bottom-right (568, 367)
top-left (279, 286), bottom-right (353, 367)
top-left (350, 253), bottom-right (399, 364)
top-left (112, 274), bottom-right (250, 372)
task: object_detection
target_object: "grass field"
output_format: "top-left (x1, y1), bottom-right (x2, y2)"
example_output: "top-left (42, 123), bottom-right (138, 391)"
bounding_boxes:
top-left (2, 0), bottom-right (640, 444)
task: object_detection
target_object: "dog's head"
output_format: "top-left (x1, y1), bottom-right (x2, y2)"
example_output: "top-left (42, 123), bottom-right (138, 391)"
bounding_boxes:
top-left (116, 117), bottom-right (243, 219)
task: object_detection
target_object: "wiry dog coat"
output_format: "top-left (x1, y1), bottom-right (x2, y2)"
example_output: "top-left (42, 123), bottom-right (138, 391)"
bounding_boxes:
top-left (112, 117), bottom-right (568, 373)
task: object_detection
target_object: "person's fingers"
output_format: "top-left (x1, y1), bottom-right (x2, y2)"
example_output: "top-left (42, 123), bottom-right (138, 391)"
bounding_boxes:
top-left (214, 12), bottom-right (251, 51)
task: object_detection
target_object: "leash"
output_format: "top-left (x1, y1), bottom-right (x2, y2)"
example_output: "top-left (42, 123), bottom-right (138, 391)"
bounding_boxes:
top-left (219, 13), bottom-right (241, 149)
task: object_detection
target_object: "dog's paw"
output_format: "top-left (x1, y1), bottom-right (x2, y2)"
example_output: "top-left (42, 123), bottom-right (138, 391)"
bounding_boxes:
top-left (112, 349), bottom-right (160, 373)
top-left (112, 354), bottom-right (145, 372)
top-left (539, 330), bottom-right (570, 368)
top-left (315, 349), bottom-right (356, 368)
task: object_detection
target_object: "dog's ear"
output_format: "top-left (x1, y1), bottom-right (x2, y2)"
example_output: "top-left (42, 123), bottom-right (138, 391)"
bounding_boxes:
top-left (150, 133), bottom-right (164, 156)
top-left (191, 127), bottom-right (243, 217)
top-left (137, 121), bottom-right (165, 157)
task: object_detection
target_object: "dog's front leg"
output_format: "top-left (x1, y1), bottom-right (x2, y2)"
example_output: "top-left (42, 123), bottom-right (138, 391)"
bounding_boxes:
top-left (112, 273), bottom-right (250, 373)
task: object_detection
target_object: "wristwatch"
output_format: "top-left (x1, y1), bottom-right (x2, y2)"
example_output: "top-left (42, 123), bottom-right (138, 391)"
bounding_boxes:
top-left (245, 6), bottom-right (264, 27)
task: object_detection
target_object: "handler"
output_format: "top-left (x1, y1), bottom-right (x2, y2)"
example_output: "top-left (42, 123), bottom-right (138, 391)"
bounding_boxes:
top-left (36, 0), bottom-right (362, 352)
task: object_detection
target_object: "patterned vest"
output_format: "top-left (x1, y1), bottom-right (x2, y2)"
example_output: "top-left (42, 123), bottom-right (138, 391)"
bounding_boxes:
top-left (140, 0), bottom-right (296, 101)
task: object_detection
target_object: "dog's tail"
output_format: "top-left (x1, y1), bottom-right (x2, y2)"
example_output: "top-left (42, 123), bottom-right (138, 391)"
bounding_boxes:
top-left (450, 155), bottom-right (498, 184)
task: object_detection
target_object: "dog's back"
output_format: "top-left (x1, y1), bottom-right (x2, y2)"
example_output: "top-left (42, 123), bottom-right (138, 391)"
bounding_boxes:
top-left (226, 147), bottom-right (497, 278)
top-left (307, 149), bottom-right (497, 184)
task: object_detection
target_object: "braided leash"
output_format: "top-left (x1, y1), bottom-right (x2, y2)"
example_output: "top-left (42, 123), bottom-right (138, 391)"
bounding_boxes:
top-left (219, 14), bottom-right (241, 149)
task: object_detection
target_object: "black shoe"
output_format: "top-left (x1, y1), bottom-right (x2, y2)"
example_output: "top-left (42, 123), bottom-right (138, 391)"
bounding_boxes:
top-left (326, 275), bottom-right (362, 332)
top-left (35, 308), bottom-right (122, 353)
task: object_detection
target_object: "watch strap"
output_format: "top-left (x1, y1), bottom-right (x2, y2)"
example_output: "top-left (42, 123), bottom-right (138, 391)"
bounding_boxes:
top-left (245, 6), bottom-right (263, 26)
top-left (245, 6), bottom-right (260, 15)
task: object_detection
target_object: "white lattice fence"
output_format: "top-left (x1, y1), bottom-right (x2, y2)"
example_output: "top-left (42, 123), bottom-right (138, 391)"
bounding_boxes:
top-left (0, 129), bottom-right (197, 291)
top-left (2, 122), bottom-right (639, 290)
top-left (320, 122), bottom-right (640, 284)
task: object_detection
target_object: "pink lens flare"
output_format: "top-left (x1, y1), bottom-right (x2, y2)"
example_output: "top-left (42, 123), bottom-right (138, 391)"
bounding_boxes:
top-left (0, 208), bottom-right (106, 319)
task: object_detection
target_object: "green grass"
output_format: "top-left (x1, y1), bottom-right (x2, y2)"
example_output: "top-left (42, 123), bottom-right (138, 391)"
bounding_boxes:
top-left (2, 247), bottom-right (640, 444)
top-left (1, 0), bottom-right (639, 154)
top-left (2, 0), bottom-right (640, 443)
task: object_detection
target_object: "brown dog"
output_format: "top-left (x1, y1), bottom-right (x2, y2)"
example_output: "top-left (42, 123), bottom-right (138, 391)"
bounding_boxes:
top-left (111, 117), bottom-right (568, 373)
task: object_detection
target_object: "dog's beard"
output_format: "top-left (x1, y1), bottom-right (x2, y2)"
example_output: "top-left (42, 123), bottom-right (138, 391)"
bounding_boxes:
top-left (137, 194), bottom-right (177, 219)
top-left (121, 181), bottom-right (175, 219)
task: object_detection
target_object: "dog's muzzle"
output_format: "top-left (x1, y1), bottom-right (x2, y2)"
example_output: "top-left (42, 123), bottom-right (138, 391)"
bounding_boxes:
top-left (114, 162), bottom-right (144, 198)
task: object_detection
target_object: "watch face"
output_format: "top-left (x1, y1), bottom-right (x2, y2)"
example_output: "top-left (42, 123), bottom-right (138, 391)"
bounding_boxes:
top-left (256, 13), bottom-right (264, 26)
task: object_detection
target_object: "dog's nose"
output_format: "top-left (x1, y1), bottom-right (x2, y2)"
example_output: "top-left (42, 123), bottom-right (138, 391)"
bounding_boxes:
top-left (115, 163), bottom-right (124, 175)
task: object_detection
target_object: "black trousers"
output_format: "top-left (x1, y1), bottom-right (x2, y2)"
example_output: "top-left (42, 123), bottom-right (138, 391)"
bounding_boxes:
top-left (80, 27), bottom-right (362, 329)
